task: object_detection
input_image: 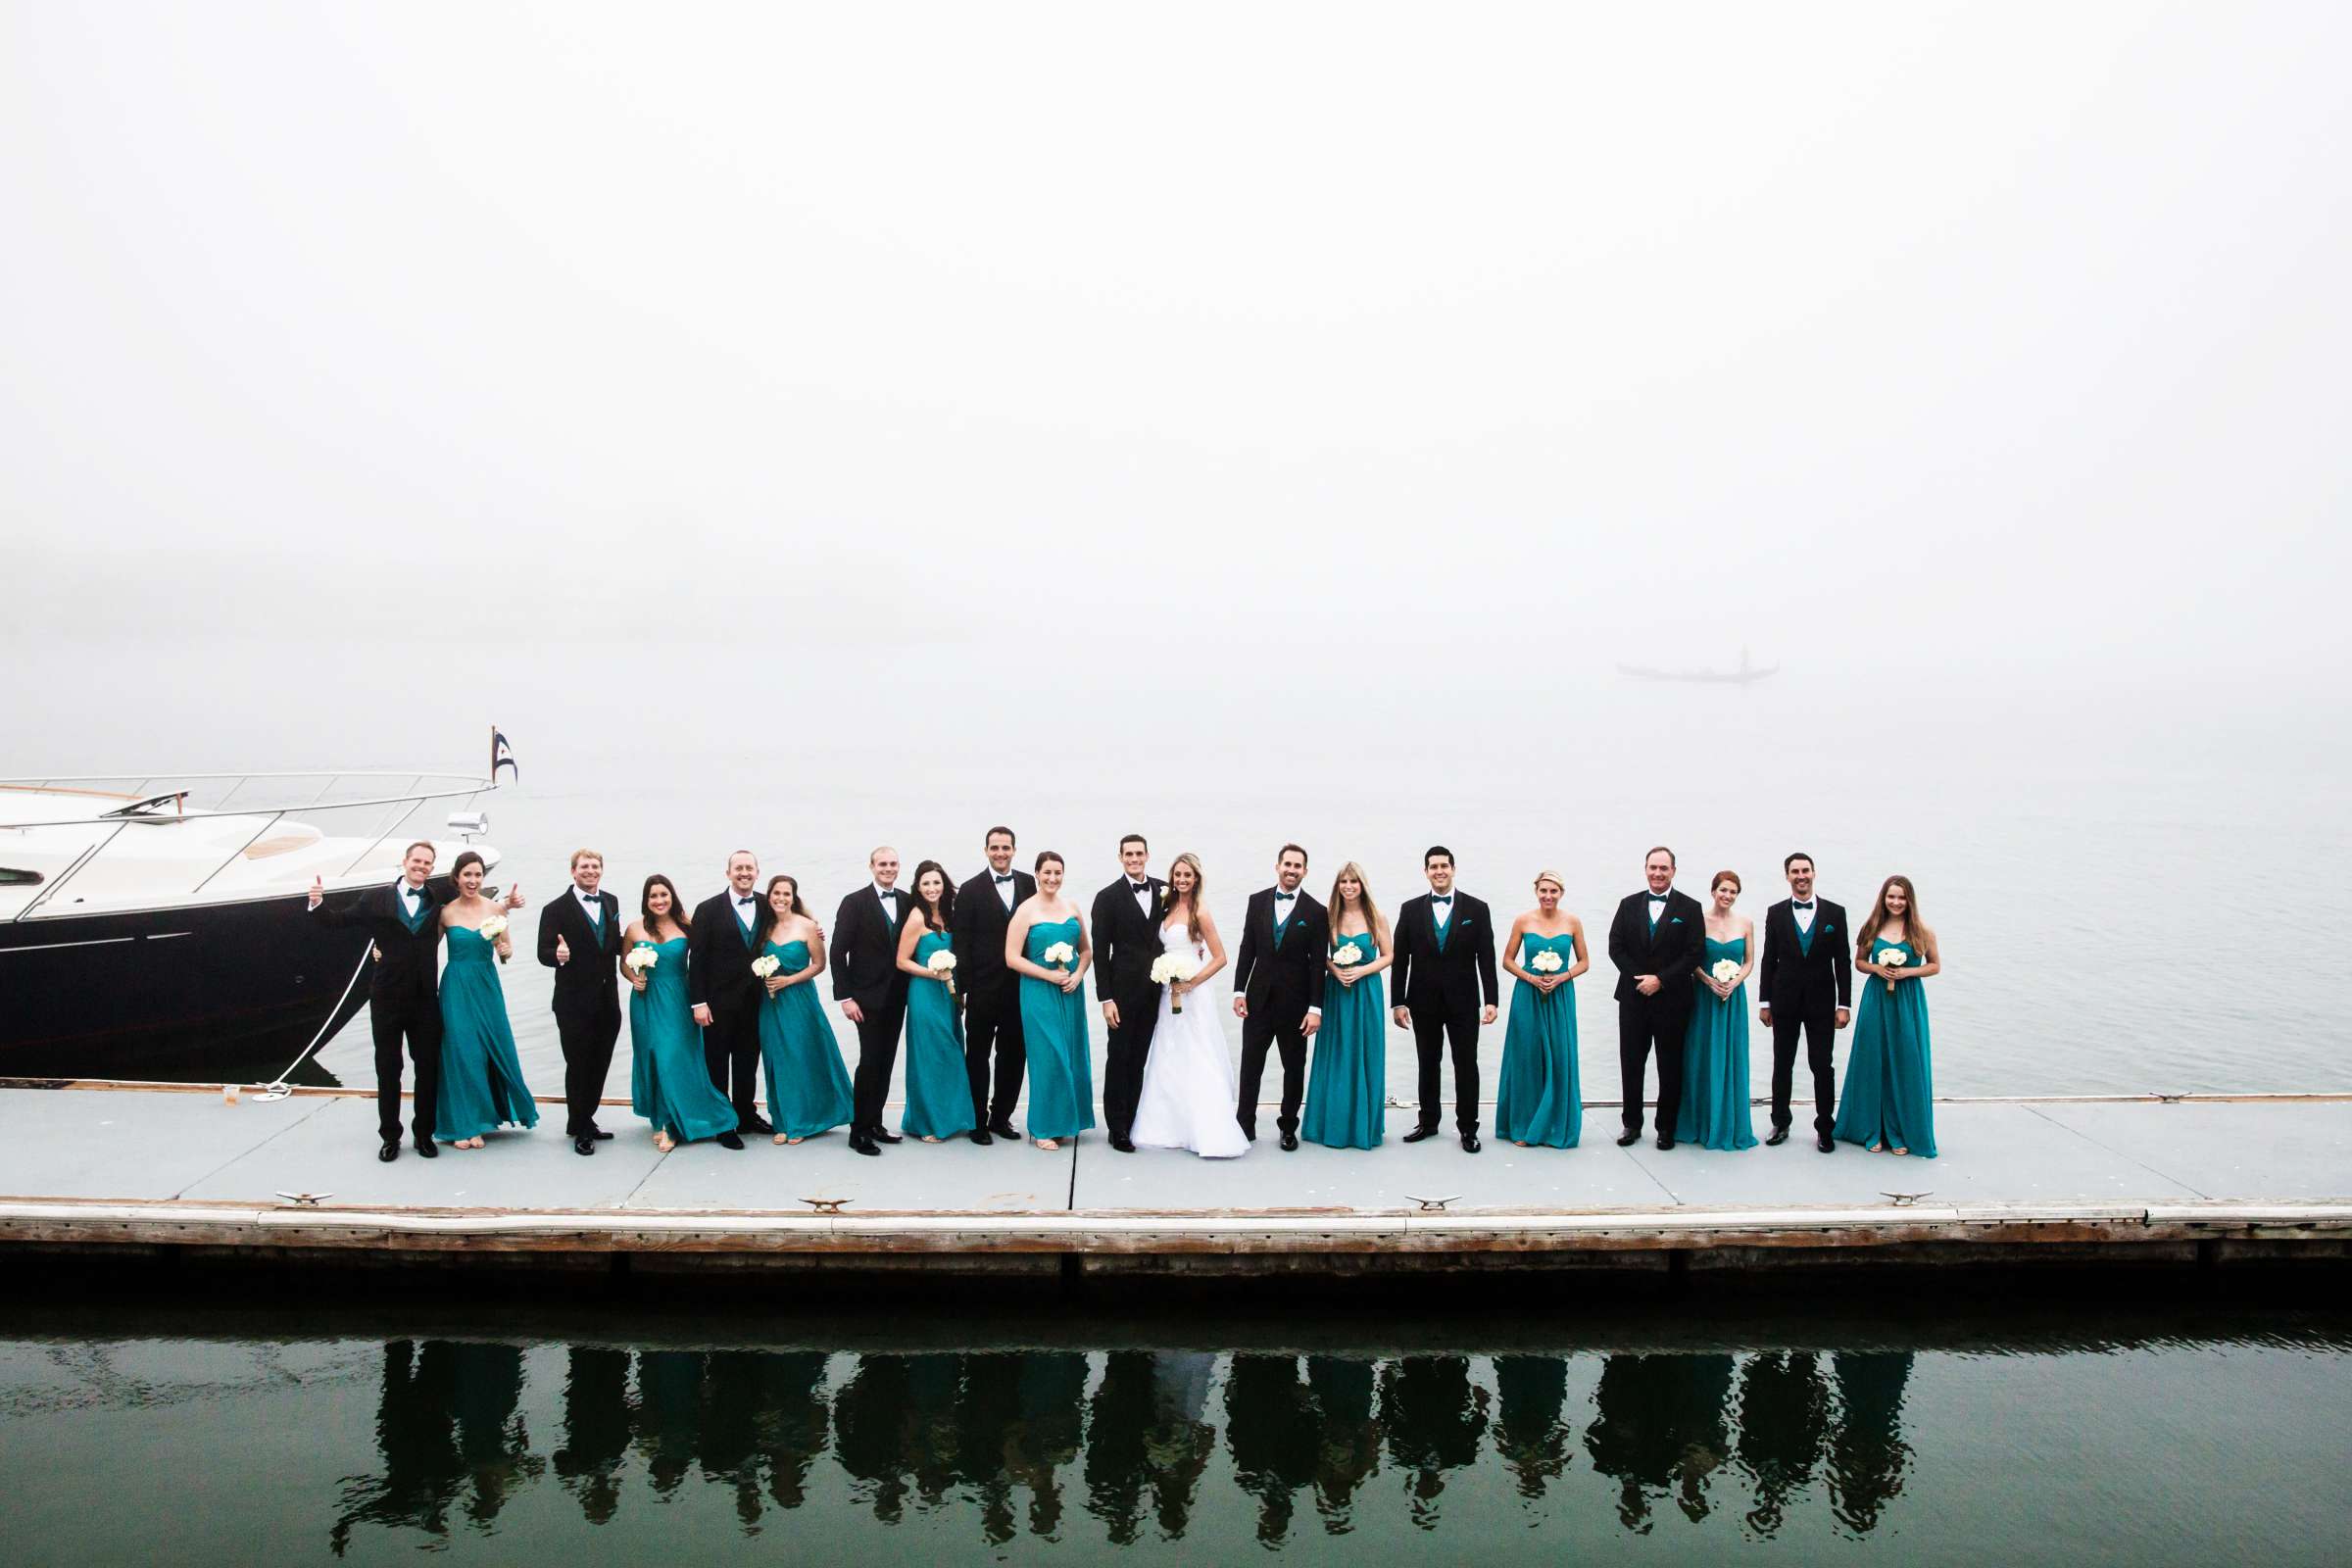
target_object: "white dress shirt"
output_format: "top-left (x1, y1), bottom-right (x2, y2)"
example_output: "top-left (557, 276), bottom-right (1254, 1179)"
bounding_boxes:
top-left (1129, 879), bottom-right (1152, 916)
top-left (577, 886), bottom-right (604, 925)
top-left (1791, 900), bottom-right (1817, 936)
top-left (1430, 893), bottom-right (1453, 930)
top-left (875, 884), bottom-right (900, 921)
top-left (1646, 891), bottom-right (1670, 922)
top-left (732, 892), bottom-right (759, 931)
top-left (993, 872), bottom-right (1018, 911)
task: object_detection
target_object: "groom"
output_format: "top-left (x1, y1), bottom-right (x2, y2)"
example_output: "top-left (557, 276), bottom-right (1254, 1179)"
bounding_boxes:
top-left (1091, 833), bottom-right (1167, 1153)
top-left (1232, 844), bottom-right (1326, 1150)
top-left (1389, 846), bottom-right (1498, 1152)
top-left (1607, 845), bottom-right (1705, 1150)
top-left (1758, 851), bottom-right (1852, 1152)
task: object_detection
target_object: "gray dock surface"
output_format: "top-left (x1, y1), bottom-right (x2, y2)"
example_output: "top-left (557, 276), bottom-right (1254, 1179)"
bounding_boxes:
top-left (3, 1085), bottom-right (2348, 1278)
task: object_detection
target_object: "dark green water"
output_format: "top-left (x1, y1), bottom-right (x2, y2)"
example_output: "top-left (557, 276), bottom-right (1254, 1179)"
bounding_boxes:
top-left (5, 1300), bottom-right (2349, 1564)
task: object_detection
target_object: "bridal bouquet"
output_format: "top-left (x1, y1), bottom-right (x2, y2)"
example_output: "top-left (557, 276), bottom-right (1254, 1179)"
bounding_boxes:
top-left (1331, 942), bottom-right (1365, 967)
top-left (625, 944), bottom-right (660, 973)
top-left (478, 915), bottom-right (508, 943)
top-left (1042, 940), bottom-right (1076, 972)
top-left (1879, 948), bottom-right (1907, 994)
top-left (1150, 954), bottom-right (1200, 1012)
top-left (1531, 949), bottom-right (1564, 974)
top-left (751, 954), bottom-right (781, 982)
top-left (1710, 957), bottom-right (1741, 988)
top-left (927, 949), bottom-right (958, 997)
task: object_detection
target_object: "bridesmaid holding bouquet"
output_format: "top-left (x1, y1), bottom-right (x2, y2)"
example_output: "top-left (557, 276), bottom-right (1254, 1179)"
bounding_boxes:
top-left (1005, 852), bottom-right (1094, 1151)
top-left (1675, 870), bottom-right (1759, 1151)
top-left (897, 860), bottom-right (976, 1143)
top-left (1299, 862), bottom-right (1392, 1151)
top-left (1833, 876), bottom-right (1941, 1157)
top-left (1494, 870), bottom-right (1587, 1149)
top-left (755, 875), bottom-right (855, 1144)
top-left (435, 850), bottom-right (539, 1148)
top-left (625, 875), bottom-right (744, 1152)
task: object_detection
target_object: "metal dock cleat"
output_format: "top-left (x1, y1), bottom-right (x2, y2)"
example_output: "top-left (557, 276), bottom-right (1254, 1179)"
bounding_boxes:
top-left (273, 1192), bottom-right (332, 1206)
top-left (801, 1197), bottom-right (851, 1214)
top-left (1881, 1192), bottom-right (1934, 1207)
top-left (1403, 1195), bottom-right (1461, 1212)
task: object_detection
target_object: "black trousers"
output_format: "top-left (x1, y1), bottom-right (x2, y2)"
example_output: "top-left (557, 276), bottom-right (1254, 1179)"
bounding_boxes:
top-left (1410, 1004), bottom-right (1480, 1134)
top-left (702, 1004), bottom-right (760, 1126)
top-left (962, 985), bottom-right (1026, 1126)
top-left (851, 1002), bottom-right (907, 1132)
top-left (368, 993), bottom-right (442, 1144)
top-left (1618, 993), bottom-right (1690, 1134)
top-left (1770, 1001), bottom-right (1839, 1135)
top-left (1102, 989), bottom-right (1160, 1140)
top-left (1236, 1010), bottom-right (1308, 1138)
top-left (555, 1002), bottom-right (621, 1135)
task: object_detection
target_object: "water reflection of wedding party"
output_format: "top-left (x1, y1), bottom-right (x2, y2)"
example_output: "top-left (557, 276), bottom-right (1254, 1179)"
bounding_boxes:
top-left (326, 1342), bottom-right (1919, 1554)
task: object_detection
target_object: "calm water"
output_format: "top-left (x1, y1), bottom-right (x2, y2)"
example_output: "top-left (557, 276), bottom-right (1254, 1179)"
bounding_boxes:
top-left (4, 1300), bottom-right (2349, 1565)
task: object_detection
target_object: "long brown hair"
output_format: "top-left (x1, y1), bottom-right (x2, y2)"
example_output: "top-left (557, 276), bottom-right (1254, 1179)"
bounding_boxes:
top-left (1328, 860), bottom-right (1384, 942)
top-left (910, 859), bottom-right (956, 933)
top-left (764, 874), bottom-right (809, 920)
top-left (1856, 874), bottom-right (1929, 954)
top-left (640, 874), bottom-right (691, 940)
top-left (1165, 852), bottom-right (1205, 932)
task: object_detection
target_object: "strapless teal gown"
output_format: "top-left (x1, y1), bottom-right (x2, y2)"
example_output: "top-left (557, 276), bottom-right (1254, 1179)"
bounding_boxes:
top-left (756, 938), bottom-right (854, 1139)
top-left (1676, 934), bottom-right (1758, 1151)
top-left (1019, 917), bottom-right (1095, 1140)
top-left (627, 937), bottom-right (739, 1143)
top-left (1300, 933), bottom-right (1386, 1150)
top-left (1494, 931), bottom-right (1580, 1148)
top-left (436, 924), bottom-right (539, 1141)
top-left (1834, 939), bottom-right (1936, 1157)
top-left (902, 930), bottom-right (975, 1139)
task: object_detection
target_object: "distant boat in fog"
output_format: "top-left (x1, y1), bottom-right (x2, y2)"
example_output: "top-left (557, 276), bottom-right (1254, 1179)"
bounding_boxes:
top-left (1617, 646), bottom-right (1779, 686)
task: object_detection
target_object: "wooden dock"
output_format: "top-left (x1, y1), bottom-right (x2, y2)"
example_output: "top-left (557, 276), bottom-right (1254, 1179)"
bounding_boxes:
top-left (2, 1083), bottom-right (2347, 1284)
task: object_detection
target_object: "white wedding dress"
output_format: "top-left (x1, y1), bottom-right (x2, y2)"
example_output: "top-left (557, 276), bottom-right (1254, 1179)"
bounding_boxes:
top-left (1127, 918), bottom-right (1249, 1158)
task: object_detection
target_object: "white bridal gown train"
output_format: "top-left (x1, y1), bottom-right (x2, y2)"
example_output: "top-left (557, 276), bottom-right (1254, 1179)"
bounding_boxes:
top-left (1128, 919), bottom-right (1248, 1158)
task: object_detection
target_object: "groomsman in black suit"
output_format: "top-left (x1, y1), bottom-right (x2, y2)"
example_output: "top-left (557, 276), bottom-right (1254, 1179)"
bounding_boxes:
top-left (1758, 851), bottom-right (1852, 1152)
top-left (688, 851), bottom-right (772, 1136)
top-left (952, 825), bottom-right (1035, 1145)
top-left (1607, 846), bottom-right (1705, 1149)
top-left (833, 846), bottom-right (914, 1156)
top-left (1232, 844), bottom-right (1328, 1150)
top-left (1389, 847), bottom-right (1499, 1152)
top-left (308, 840), bottom-right (522, 1161)
top-left (1091, 834), bottom-right (1167, 1153)
top-left (537, 848), bottom-right (622, 1155)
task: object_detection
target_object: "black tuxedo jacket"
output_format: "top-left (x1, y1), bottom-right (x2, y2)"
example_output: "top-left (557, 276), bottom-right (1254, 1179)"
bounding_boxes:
top-left (689, 890), bottom-right (769, 1020)
top-left (1390, 892), bottom-right (1499, 1014)
top-left (1233, 888), bottom-right (1330, 1024)
top-left (1606, 889), bottom-right (1706, 1004)
top-left (830, 885), bottom-right (914, 1015)
top-left (537, 887), bottom-right (623, 1023)
top-left (1091, 876), bottom-right (1169, 1008)
top-left (950, 867), bottom-right (1037, 1009)
top-left (1758, 897), bottom-right (1853, 1012)
top-left (312, 876), bottom-right (458, 1003)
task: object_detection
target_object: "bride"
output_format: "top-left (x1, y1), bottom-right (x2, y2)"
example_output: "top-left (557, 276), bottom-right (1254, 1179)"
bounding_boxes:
top-left (1128, 852), bottom-right (1248, 1158)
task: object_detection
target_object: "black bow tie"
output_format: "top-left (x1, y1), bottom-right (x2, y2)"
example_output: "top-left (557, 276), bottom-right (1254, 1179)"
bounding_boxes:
top-left (1792, 901), bottom-right (1815, 910)
top-left (877, 890), bottom-right (896, 900)
top-left (994, 873), bottom-right (1014, 884)
top-left (1130, 881), bottom-right (1150, 892)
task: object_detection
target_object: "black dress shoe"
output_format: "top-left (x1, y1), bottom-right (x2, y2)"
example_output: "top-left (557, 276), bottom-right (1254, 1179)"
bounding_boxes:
top-left (414, 1138), bottom-right (439, 1159)
top-left (1655, 1134), bottom-right (1676, 1151)
top-left (1816, 1134), bottom-right (1836, 1153)
top-left (1280, 1131), bottom-right (1299, 1152)
top-left (871, 1127), bottom-right (904, 1145)
top-left (378, 1140), bottom-right (400, 1163)
top-left (850, 1133), bottom-right (880, 1156)
top-left (741, 1115), bottom-right (775, 1136)
top-left (1401, 1125), bottom-right (1441, 1144)
top-left (1460, 1133), bottom-right (1482, 1153)
top-left (1765, 1126), bottom-right (1789, 1147)
top-left (969, 1128), bottom-right (993, 1146)
top-left (716, 1131), bottom-right (745, 1151)
top-left (573, 1136), bottom-right (596, 1156)
top-left (590, 1126), bottom-right (616, 1142)
top-left (1109, 1136), bottom-right (1136, 1153)
top-left (988, 1119), bottom-right (1019, 1141)
top-left (1615, 1129), bottom-right (1641, 1148)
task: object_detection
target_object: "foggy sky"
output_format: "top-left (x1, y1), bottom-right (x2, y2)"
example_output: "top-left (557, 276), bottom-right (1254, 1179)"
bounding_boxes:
top-left (6, 0), bottom-right (2351, 755)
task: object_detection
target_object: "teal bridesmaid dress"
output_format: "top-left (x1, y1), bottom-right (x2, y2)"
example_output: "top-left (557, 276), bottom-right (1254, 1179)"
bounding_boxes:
top-left (1494, 931), bottom-right (1581, 1149)
top-left (1833, 939), bottom-right (1936, 1157)
top-left (902, 930), bottom-right (976, 1139)
top-left (626, 936), bottom-right (739, 1144)
top-left (1019, 917), bottom-right (1095, 1141)
top-left (756, 938), bottom-right (854, 1139)
top-left (1675, 934), bottom-right (1758, 1151)
top-left (1300, 931), bottom-right (1386, 1150)
top-left (436, 924), bottom-right (539, 1141)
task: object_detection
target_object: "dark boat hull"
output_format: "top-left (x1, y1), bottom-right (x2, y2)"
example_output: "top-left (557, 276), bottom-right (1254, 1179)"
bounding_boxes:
top-left (0, 894), bottom-right (372, 1082)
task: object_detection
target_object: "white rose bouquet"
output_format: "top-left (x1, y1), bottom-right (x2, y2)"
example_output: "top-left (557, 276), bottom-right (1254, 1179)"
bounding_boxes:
top-left (1879, 947), bottom-right (1907, 994)
top-left (1041, 940), bottom-right (1076, 972)
top-left (478, 915), bottom-right (507, 943)
top-left (1150, 954), bottom-right (1200, 1012)
top-left (751, 954), bottom-right (781, 982)
top-left (1331, 942), bottom-right (1365, 968)
top-left (1710, 957), bottom-right (1741, 988)
top-left (927, 949), bottom-right (958, 997)
top-left (1531, 949), bottom-right (1565, 974)
top-left (625, 944), bottom-right (660, 973)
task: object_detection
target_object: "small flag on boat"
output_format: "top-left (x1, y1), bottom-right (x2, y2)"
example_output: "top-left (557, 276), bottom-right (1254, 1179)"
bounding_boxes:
top-left (491, 727), bottom-right (519, 782)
